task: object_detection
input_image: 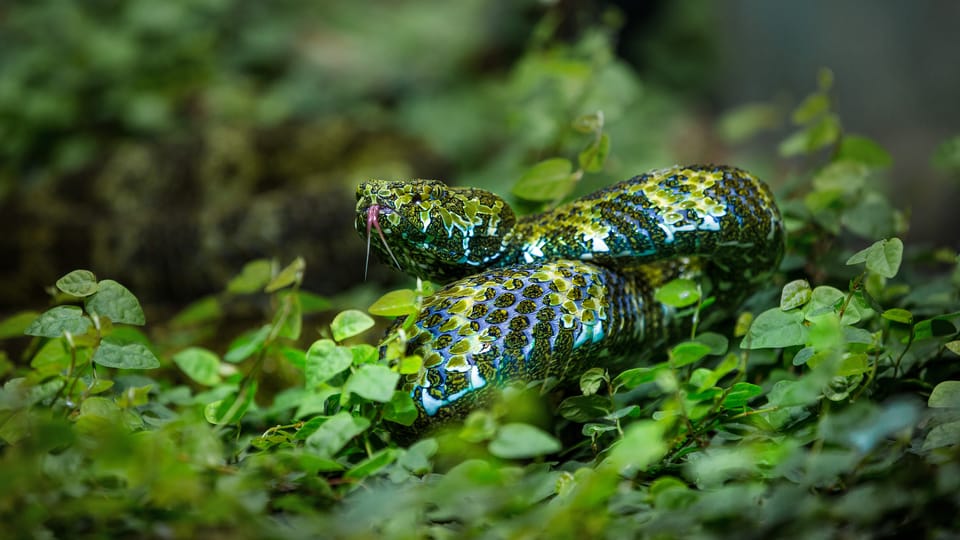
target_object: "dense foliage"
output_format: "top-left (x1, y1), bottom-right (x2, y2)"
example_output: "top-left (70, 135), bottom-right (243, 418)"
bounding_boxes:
top-left (2, 2), bottom-right (959, 538)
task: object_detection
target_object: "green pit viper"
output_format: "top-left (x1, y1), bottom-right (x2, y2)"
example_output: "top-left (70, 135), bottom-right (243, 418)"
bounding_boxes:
top-left (356, 165), bottom-right (784, 437)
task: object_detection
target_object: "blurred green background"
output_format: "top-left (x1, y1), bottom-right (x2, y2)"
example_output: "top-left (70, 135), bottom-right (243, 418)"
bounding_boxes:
top-left (2, 0), bottom-right (958, 312)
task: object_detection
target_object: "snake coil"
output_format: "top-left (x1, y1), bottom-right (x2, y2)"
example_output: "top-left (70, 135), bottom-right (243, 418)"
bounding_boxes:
top-left (356, 165), bottom-right (784, 436)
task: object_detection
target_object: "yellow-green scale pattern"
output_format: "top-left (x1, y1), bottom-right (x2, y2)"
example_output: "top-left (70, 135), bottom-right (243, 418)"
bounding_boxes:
top-left (356, 165), bottom-right (784, 436)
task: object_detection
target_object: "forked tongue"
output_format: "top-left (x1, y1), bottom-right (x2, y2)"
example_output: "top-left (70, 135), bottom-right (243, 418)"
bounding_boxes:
top-left (364, 204), bottom-right (402, 279)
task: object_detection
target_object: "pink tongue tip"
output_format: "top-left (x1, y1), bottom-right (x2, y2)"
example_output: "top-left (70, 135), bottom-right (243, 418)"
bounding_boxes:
top-left (363, 204), bottom-right (401, 279)
top-left (366, 204), bottom-right (380, 233)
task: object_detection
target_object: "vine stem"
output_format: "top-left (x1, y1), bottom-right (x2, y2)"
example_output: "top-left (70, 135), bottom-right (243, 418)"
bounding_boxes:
top-left (730, 406), bottom-right (780, 419)
top-left (214, 282), bottom-right (300, 436)
top-left (50, 330), bottom-right (77, 411)
top-left (689, 283), bottom-right (704, 340)
top-left (837, 272), bottom-right (865, 322)
top-left (852, 347), bottom-right (881, 402)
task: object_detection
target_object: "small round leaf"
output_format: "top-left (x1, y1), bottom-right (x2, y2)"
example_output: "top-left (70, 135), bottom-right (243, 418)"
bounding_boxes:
top-left (488, 423), bottom-right (561, 459)
top-left (929, 381), bottom-right (960, 408)
top-left (780, 279), bottom-right (812, 310)
top-left (85, 280), bottom-right (146, 325)
top-left (305, 339), bottom-right (353, 387)
top-left (344, 364), bottom-right (400, 403)
top-left (56, 270), bottom-right (98, 297)
top-left (92, 337), bottom-right (160, 369)
top-left (368, 289), bottom-right (419, 317)
top-left (25, 306), bottom-right (91, 338)
top-left (655, 279), bottom-right (700, 308)
top-left (172, 347), bottom-right (222, 386)
top-left (511, 158), bottom-right (577, 202)
top-left (331, 309), bottom-right (375, 342)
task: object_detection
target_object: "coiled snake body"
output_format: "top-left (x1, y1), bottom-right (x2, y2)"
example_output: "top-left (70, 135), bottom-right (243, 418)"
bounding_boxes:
top-left (356, 165), bottom-right (784, 436)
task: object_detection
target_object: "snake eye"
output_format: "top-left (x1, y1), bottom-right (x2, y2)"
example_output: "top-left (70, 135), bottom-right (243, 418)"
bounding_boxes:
top-left (410, 193), bottom-right (422, 204)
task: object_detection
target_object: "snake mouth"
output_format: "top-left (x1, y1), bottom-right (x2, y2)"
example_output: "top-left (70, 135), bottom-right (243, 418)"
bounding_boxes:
top-left (364, 204), bottom-right (402, 278)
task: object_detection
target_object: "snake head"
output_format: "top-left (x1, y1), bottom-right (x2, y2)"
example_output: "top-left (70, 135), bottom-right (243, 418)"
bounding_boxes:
top-left (356, 179), bottom-right (516, 283)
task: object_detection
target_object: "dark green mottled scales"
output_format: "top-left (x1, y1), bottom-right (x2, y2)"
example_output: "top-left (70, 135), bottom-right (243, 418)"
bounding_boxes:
top-left (356, 165), bottom-right (784, 435)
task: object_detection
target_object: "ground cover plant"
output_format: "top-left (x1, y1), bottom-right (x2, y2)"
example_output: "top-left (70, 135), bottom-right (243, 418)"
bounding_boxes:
top-left (2, 4), bottom-right (960, 539)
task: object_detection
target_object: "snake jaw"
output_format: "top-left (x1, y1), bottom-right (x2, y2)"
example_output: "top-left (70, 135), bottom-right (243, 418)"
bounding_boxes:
top-left (365, 204), bottom-right (402, 278)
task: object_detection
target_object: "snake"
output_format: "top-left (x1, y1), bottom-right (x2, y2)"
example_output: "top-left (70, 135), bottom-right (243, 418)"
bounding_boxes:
top-left (355, 165), bottom-right (784, 437)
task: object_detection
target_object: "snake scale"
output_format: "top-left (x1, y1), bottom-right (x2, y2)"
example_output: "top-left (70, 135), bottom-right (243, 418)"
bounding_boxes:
top-left (356, 165), bottom-right (784, 436)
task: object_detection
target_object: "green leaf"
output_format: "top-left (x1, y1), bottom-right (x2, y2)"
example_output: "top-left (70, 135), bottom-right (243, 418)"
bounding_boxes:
top-left (881, 308), bottom-right (913, 325)
top-left (780, 279), bottom-right (812, 310)
top-left (30, 338), bottom-right (73, 377)
top-left (605, 420), bottom-right (667, 473)
top-left (812, 161), bottom-right (868, 194)
top-left (579, 367), bottom-right (606, 396)
top-left (578, 133), bottom-right (610, 173)
top-left (922, 420), bottom-right (960, 451)
top-left (305, 411), bottom-right (370, 458)
top-left (779, 129), bottom-right (810, 157)
top-left (224, 325), bottom-right (271, 363)
top-left (807, 311), bottom-right (843, 350)
top-left (931, 135), bottom-right (960, 172)
top-left (85, 280), bottom-right (146, 325)
top-left (511, 158), bottom-right (577, 202)
top-left (866, 238), bottom-right (903, 278)
top-left (946, 341), bottom-right (960, 356)
top-left (25, 306), bottom-right (91, 338)
top-left (843, 191), bottom-right (901, 239)
top-left (227, 259), bottom-right (273, 294)
top-left (717, 102), bottom-right (781, 143)
top-left (792, 346), bottom-right (816, 366)
top-left (792, 92), bottom-right (829, 124)
top-left (721, 382), bottom-right (763, 409)
top-left (836, 135), bottom-right (893, 168)
top-left (169, 296), bottom-right (221, 327)
top-left (331, 309), bottom-right (375, 342)
top-left (912, 318), bottom-right (957, 341)
top-left (206, 383), bottom-right (257, 425)
top-left (92, 337), bottom-right (160, 369)
top-left (655, 278), bottom-right (700, 308)
top-left (117, 384), bottom-right (153, 408)
top-left (0, 311), bottom-right (40, 339)
top-left (836, 352), bottom-right (870, 376)
top-left (669, 341), bottom-right (712, 368)
top-left (304, 339), bottom-right (353, 388)
top-left (614, 365), bottom-right (665, 390)
top-left (780, 115), bottom-right (841, 156)
top-left (846, 238), bottom-right (903, 278)
top-left (572, 111), bottom-right (604, 133)
top-left (807, 114), bottom-right (842, 149)
top-left (368, 289), bottom-right (419, 317)
top-left (398, 354), bottom-right (423, 375)
top-left (345, 448), bottom-right (398, 480)
top-left (488, 423), bottom-right (561, 459)
top-left (464, 412), bottom-right (501, 442)
top-left (272, 291), bottom-right (302, 340)
top-left (765, 379), bottom-right (822, 408)
top-left (692, 353), bottom-right (739, 390)
top-left (397, 438), bottom-right (438, 474)
top-left (55, 269), bottom-right (98, 297)
top-left (350, 343), bottom-right (379, 365)
top-left (742, 308), bottom-right (808, 349)
top-left (383, 390), bottom-right (418, 426)
top-left (265, 256), bottom-right (305, 293)
top-left (344, 364), bottom-right (400, 403)
top-left (649, 476), bottom-right (694, 509)
top-left (806, 285), bottom-right (844, 319)
top-left (694, 332), bottom-right (729, 355)
top-left (818, 67), bottom-right (834, 91)
top-left (172, 347), bottom-right (222, 386)
top-left (298, 291), bottom-right (332, 314)
top-left (558, 394), bottom-right (611, 422)
top-left (928, 381), bottom-right (960, 408)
